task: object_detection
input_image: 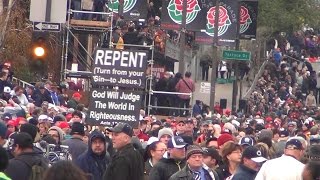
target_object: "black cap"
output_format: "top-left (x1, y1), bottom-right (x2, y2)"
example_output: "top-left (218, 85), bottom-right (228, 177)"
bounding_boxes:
top-left (242, 146), bottom-right (267, 163)
top-left (107, 123), bottom-right (133, 137)
top-left (239, 136), bottom-right (254, 146)
top-left (53, 115), bottom-right (65, 124)
top-left (279, 128), bottom-right (289, 137)
top-left (28, 118), bottom-right (39, 126)
top-left (70, 122), bottom-right (85, 136)
top-left (167, 136), bottom-right (187, 149)
top-left (2, 113), bottom-right (12, 121)
top-left (12, 132), bottom-right (33, 148)
top-left (203, 147), bottom-right (221, 162)
top-left (20, 123), bottom-right (37, 141)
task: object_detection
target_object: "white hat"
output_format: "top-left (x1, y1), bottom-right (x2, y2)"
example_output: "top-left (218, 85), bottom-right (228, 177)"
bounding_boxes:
top-left (38, 114), bottom-right (48, 121)
top-left (3, 86), bottom-right (11, 93)
top-left (147, 137), bottom-right (159, 145)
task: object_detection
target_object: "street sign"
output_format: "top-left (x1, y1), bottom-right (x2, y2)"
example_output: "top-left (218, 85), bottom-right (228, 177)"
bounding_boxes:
top-left (33, 22), bottom-right (61, 32)
top-left (200, 82), bottom-right (210, 94)
top-left (222, 50), bottom-right (251, 61)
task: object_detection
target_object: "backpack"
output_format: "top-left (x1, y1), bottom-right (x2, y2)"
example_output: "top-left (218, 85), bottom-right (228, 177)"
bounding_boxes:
top-left (18, 159), bottom-right (46, 180)
top-left (29, 162), bottom-right (46, 180)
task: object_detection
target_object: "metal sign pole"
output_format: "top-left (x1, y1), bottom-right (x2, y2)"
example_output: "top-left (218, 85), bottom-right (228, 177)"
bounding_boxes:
top-left (45, 0), bottom-right (52, 21)
top-left (63, 0), bottom-right (72, 80)
top-left (210, 0), bottom-right (220, 109)
top-left (232, 0), bottom-right (241, 112)
top-left (178, 0), bottom-right (187, 74)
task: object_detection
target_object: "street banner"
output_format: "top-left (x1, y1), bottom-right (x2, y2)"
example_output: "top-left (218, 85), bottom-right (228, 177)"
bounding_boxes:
top-left (161, 0), bottom-right (209, 31)
top-left (239, 1), bottom-right (258, 39)
top-left (92, 48), bottom-right (149, 88)
top-left (87, 89), bottom-right (142, 127)
top-left (195, 0), bottom-right (238, 47)
top-left (106, 0), bottom-right (148, 21)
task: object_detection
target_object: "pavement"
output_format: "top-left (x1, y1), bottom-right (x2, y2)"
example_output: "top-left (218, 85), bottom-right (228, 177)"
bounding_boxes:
top-left (192, 80), bottom-right (250, 109)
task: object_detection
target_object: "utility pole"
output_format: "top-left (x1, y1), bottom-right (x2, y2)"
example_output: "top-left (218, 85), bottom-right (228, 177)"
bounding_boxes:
top-left (178, 0), bottom-right (187, 74)
top-left (209, 0), bottom-right (220, 109)
top-left (118, 0), bottom-right (124, 16)
top-left (231, 0), bottom-right (241, 112)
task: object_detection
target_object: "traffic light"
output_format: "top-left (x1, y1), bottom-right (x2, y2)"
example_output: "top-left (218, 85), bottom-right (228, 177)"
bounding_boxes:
top-left (31, 32), bottom-right (48, 60)
top-left (30, 32), bottom-right (48, 75)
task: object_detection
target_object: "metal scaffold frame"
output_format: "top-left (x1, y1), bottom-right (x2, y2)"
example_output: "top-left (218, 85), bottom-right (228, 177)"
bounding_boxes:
top-left (61, 0), bottom-right (193, 116)
top-left (61, 0), bottom-right (114, 81)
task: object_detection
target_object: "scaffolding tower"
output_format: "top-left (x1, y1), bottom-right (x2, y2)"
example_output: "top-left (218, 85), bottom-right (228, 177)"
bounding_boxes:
top-left (61, 1), bottom-right (193, 116)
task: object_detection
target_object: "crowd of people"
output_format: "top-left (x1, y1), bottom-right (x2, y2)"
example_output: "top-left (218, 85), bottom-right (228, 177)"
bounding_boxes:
top-left (1, 1), bottom-right (320, 179)
top-left (0, 52), bottom-right (319, 180)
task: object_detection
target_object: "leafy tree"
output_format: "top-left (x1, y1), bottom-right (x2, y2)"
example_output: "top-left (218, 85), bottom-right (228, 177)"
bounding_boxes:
top-left (258, 0), bottom-right (320, 34)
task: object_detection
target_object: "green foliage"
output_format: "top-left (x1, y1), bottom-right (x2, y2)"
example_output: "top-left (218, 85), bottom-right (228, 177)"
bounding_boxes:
top-left (258, 0), bottom-right (320, 34)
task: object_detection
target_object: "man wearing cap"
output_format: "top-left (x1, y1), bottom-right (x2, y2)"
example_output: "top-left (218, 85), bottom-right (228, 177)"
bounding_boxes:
top-left (103, 123), bottom-right (143, 180)
top-left (67, 92), bottom-right (82, 109)
top-left (5, 132), bottom-right (48, 180)
top-left (232, 146), bottom-right (267, 180)
top-left (77, 130), bottom-right (108, 180)
top-left (255, 138), bottom-right (305, 180)
top-left (239, 136), bottom-right (254, 150)
top-left (175, 119), bottom-right (186, 136)
top-left (169, 145), bottom-right (219, 180)
top-left (149, 136), bottom-right (187, 180)
top-left (62, 122), bottom-right (87, 162)
top-left (202, 147), bottom-right (221, 171)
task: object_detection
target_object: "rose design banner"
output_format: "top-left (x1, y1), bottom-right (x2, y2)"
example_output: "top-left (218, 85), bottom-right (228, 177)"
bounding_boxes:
top-left (195, 0), bottom-right (238, 47)
top-left (239, 1), bottom-right (258, 39)
top-left (106, 0), bottom-right (148, 21)
top-left (161, 0), bottom-right (209, 31)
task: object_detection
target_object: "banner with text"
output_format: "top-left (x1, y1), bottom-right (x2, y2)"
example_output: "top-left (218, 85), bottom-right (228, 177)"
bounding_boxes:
top-left (92, 48), bottom-right (148, 88)
top-left (87, 89), bottom-right (142, 127)
top-left (161, 0), bottom-right (209, 31)
top-left (106, 0), bottom-right (148, 21)
top-left (195, 0), bottom-right (238, 47)
top-left (239, 1), bottom-right (258, 40)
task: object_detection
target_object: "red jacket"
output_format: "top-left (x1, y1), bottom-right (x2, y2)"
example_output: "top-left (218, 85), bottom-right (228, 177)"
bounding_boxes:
top-left (175, 78), bottom-right (195, 99)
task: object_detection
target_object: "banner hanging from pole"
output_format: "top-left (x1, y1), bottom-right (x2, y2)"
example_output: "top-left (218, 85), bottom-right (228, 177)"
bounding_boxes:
top-left (106, 0), bottom-right (148, 21)
top-left (239, 1), bottom-right (258, 40)
top-left (195, 0), bottom-right (239, 47)
top-left (161, 0), bottom-right (209, 31)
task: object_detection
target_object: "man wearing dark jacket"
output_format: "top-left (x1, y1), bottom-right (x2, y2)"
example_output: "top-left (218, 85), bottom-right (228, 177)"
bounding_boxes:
top-left (62, 122), bottom-right (87, 162)
top-left (149, 136), bottom-right (187, 180)
top-left (232, 146), bottom-right (267, 180)
top-left (103, 123), bottom-right (144, 180)
top-left (169, 145), bottom-right (219, 180)
top-left (5, 132), bottom-right (48, 180)
top-left (76, 130), bottom-right (108, 180)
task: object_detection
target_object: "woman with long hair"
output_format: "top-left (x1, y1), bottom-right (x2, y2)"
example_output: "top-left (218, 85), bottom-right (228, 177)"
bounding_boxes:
top-left (216, 141), bottom-right (242, 180)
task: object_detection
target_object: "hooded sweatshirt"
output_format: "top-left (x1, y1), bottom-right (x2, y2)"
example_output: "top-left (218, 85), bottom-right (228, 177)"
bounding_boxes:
top-left (76, 130), bottom-right (108, 180)
top-left (48, 126), bottom-right (65, 144)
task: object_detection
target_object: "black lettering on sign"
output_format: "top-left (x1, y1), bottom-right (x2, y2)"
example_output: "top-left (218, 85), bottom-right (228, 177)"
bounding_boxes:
top-left (92, 49), bottom-right (149, 88)
top-left (87, 89), bottom-right (142, 127)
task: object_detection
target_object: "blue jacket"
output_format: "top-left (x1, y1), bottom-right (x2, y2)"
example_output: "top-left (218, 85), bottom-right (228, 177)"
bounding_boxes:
top-left (76, 131), bottom-right (108, 180)
top-left (232, 164), bottom-right (257, 180)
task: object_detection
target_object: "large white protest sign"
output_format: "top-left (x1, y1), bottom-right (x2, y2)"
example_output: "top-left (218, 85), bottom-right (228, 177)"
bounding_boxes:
top-left (92, 48), bottom-right (149, 88)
